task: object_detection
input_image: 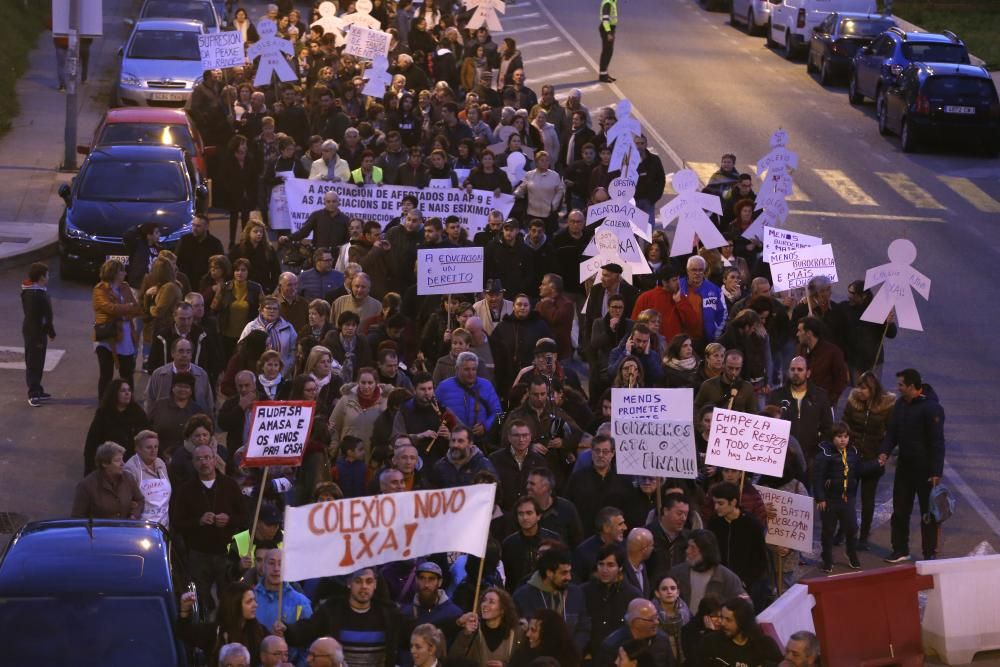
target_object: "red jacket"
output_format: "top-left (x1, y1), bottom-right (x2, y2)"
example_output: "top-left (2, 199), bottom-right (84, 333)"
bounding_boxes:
top-left (631, 287), bottom-right (698, 341)
top-left (535, 294), bottom-right (575, 359)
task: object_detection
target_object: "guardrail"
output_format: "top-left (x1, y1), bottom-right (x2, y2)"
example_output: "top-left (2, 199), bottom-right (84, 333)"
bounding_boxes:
top-left (917, 554), bottom-right (1000, 665)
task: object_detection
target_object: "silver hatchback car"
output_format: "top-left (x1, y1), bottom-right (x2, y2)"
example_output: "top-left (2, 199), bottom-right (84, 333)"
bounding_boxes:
top-left (115, 18), bottom-right (206, 107)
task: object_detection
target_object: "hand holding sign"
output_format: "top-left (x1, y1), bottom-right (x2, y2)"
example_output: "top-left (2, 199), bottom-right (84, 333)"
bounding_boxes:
top-left (611, 388), bottom-right (697, 478)
top-left (243, 401), bottom-right (316, 466)
top-left (861, 238), bottom-right (930, 331)
top-left (660, 169), bottom-right (728, 257)
top-left (705, 408), bottom-right (790, 477)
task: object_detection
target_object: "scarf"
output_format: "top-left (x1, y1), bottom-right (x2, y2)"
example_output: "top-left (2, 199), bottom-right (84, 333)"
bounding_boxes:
top-left (722, 284), bottom-right (741, 303)
top-left (258, 374), bottom-right (282, 399)
top-left (310, 371), bottom-right (333, 390)
top-left (357, 384), bottom-right (382, 409)
top-left (256, 316), bottom-right (281, 351)
top-left (666, 356), bottom-right (698, 372)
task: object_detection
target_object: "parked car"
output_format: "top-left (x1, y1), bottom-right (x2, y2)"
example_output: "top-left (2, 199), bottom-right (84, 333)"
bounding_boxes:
top-left (115, 18), bottom-right (206, 108)
top-left (849, 27), bottom-right (969, 105)
top-left (78, 107), bottom-right (215, 179)
top-left (877, 61), bottom-right (1000, 155)
top-left (0, 519), bottom-right (185, 666)
top-left (807, 12), bottom-right (895, 84)
top-left (138, 0), bottom-right (222, 32)
top-left (731, 0), bottom-right (773, 36)
top-left (58, 144), bottom-right (204, 279)
top-left (767, 0), bottom-right (876, 60)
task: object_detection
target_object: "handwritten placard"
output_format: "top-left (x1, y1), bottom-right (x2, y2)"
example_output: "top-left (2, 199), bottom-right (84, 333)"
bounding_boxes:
top-left (344, 24), bottom-right (391, 60)
top-left (611, 388), bottom-right (696, 478)
top-left (770, 243), bottom-right (838, 292)
top-left (704, 408), bottom-right (789, 477)
top-left (243, 401), bottom-right (316, 467)
top-left (418, 247), bottom-right (484, 295)
top-left (198, 31), bottom-right (245, 70)
top-left (763, 227), bottom-right (822, 264)
top-left (754, 485), bottom-right (814, 553)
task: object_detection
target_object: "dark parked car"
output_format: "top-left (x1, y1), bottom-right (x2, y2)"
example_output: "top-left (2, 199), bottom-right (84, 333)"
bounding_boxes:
top-left (58, 144), bottom-right (204, 279)
top-left (807, 12), bottom-right (895, 85)
top-left (849, 27), bottom-right (969, 104)
top-left (0, 519), bottom-right (185, 666)
top-left (877, 61), bottom-right (1000, 154)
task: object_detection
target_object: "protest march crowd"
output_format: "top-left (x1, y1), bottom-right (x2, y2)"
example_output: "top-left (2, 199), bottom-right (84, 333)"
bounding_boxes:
top-left (18, 1), bottom-right (949, 666)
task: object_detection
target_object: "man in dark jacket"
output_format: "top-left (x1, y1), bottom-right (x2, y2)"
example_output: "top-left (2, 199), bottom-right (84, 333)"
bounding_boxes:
top-left (708, 482), bottom-right (769, 608)
top-left (282, 190), bottom-right (349, 249)
top-left (584, 263), bottom-right (638, 350)
top-left (484, 221), bottom-right (535, 300)
top-left (841, 279), bottom-right (898, 379)
top-left (550, 210), bottom-right (592, 306)
top-left (21, 262), bottom-right (55, 406)
top-left (564, 435), bottom-right (632, 539)
top-left (879, 369), bottom-right (946, 562)
top-left (596, 598), bottom-right (674, 667)
top-left (146, 301), bottom-right (210, 373)
top-left (581, 543), bottom-right (643, 658)
top-left (502, 495), bottom-right (563, 592)
top-left (430, 426), bottom-right (497, 488)
top-left (385, 209), bottom-right (425, 294)
top-left (400, 562), bottom-right (463, 643)
top-left (633, 136), bottom-right (666, 231)
top-left (513, 546), bottom-right (591, 653)
top-left (767, 356), bottom-right (833, 465)
top-left (560, 111), bottom-right (596, 170)
top-left (491, 295), bottom-right (553, 400)
top-left (490, 419), bottom-right (550, 511)
top-left (175, 215), bottom-right (223, 285)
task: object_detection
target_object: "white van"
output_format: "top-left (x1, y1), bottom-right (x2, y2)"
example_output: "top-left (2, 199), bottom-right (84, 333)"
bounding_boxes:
top-left (767, 0), bottom-right (876, 58)
top-left (731, 0), bottom-right (774, 36)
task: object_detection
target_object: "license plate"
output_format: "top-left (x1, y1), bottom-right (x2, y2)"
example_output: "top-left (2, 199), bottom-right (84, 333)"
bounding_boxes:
top-left (106, 254), bottom-right (130, 265)
top-left (150, 92), bottom-right (184, 101)
top-left (944, 105), bottom-right (976, 115)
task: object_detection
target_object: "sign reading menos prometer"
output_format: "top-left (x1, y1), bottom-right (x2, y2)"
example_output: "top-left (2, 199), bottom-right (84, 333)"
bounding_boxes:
top-left (418, 247), bottom-right (484, 295)
top-left (243, 401), bottom-right (315, 467)
top-left (611, 388), bottom-right (697, 478)
top-left (704, 408), bottom-right (789, 477)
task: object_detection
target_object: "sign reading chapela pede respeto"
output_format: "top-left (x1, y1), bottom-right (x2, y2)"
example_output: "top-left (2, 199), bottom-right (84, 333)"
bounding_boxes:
top-left (281, 178), bottom-right (496, 234)
top-left (418, 247), bottom-right (484, 295)
top-left (770, 243), bottom-right (838, 292)
top-left (754, 485), bottom-right (814, 553)
top-left (242, 401), bottom-right (316, 467)
top-left (611, 389), bottom-right (697, 478)
top-left (198, 31), bottom-right (245, 70)
top-left (282, 484), bottom-right (496, 581)
top-left (704, 408), bottom-right (789, 477)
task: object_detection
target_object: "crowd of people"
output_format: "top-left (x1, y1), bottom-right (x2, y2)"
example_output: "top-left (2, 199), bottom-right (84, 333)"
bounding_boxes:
top-left (16, 1), bottom-right (950, 666)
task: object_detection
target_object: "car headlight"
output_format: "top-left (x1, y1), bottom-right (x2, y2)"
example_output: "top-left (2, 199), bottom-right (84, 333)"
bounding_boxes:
top-left (194, 76), bottom-right (203, 87)
top-left (64, 217), bottom-right (96, 241)
top-left (120, 71), bottom-right (143, 87)
top-left (162, 222), bottom-right (192, 244)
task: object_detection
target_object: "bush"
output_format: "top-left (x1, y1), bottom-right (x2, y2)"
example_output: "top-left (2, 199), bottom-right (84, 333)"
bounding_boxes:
top-left (0, 1), bottom-right (49, 135)
top-left (890, 0), bottom-right (1000, 70)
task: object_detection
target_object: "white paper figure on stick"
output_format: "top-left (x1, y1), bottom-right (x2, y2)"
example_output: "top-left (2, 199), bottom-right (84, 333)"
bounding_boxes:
top-left (741, 191), bottom-right (789, 242)
top-left (503, 152), bottom-right (526, 188)
top-left (606, 99), bottom-right (642, 175)
top-left (757, 129), bottom-right (798, 196)
top-left (362, 56), bottom-right (392, 97)
top-left (341, 0), bottom-right (382, 32)
top-left (247, 20), bottom-right (297, 86)
top-left (586, 177), bottom-right (649, 242)
top-left (861, 239), bottom-right (931, 331)
top-left (659, 169), bottom-right (728, 257)
top-left (580, 228), bottom-right (649, 284)
top-left (465, 0), bottom-right (506, 32)
top-left (311, 2), bottom-right (346, 45)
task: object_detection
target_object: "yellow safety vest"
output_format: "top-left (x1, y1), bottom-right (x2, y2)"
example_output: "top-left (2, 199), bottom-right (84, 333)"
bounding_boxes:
top-left (232, 530), bottom-right (283, 559)
top-left (600, 0), bottom-right (618, 31)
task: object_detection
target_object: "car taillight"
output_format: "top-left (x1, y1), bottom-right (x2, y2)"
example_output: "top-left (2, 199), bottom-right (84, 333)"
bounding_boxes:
top-left (832, 40), bottom-right (844, 55)
top-left (916, 94), bottom-right (930, 114)
top-left (797, 8), bottom-right (806, 28)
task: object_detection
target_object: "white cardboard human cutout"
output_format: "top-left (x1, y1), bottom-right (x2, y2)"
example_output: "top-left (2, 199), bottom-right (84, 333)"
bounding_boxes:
top-left (861, 239), bottom-right (931, 331)
top-left (742, 190), bottom-right (789, 242)
top-left (606, 99), bottom-right (642, 175)
top-left (311, 2), bottom-right (346, 46)
top-left (586, 177), bottom-right (649, 242)
top-left (247, 20), bottom-right (297, 86)
top-left (361, 55), bottom-right (392, 97)
top-left (502, 151), bottom-right (526, 188)
top-left (580, 227), bottom-right (649, 284)
top-left (465, 0), bottom-right (506, 32)
top-left (340, 0), bottom-right (382, 33)
top-left (756, 129), bottom-right (798, 189)
top-left (660, 169), bottom-right (727, 257)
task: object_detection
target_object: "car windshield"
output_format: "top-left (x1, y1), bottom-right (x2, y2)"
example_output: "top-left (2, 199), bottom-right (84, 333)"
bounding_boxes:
top-left (99, 123), bottom-right (195, 153)
top-left (141, 0), bottom-right (216, 29)
top-left (79, 160), bottom-right (187, 202)
top-left (127, 29), bottom-right (201, 60)
top-left (841, 19), bottom-right (894, 37)
top-left (925, 76), bottom-right (996, 99)
top-left (0, 596), bottom-right (178, 666)
top-left (902, 42), bottom-right (968, 64)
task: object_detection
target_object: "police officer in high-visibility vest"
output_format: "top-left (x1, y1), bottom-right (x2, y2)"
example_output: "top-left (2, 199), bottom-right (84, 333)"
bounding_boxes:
top-left (599, 0), bottom-right (619, 83)
top-left (229, 502), bottom-right (283, 580)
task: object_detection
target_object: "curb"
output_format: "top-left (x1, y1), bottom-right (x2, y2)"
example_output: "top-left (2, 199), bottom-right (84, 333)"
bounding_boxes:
top-left (0, 240), bottom-right (58, 273)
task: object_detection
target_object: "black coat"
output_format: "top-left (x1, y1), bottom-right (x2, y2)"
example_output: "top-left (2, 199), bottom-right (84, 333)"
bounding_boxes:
top-left (766, 382), bottom-right (833, 463)
top-left (880, 385), bottom-right (945, 477)
top-left (229, 241), bottom-right (281, 293)
top-left (176, 232), bottom-right (224, 288)
top-left (550, 227), bottom-right (593, 296)
top-left (582, 579), bottom-right (644, 657)
top-left (490, 312), bottom-right (552, 399)
top-left (215, 152), bottom-right (259, 214)
top-left (284, 596), bottom-right (403, 665)
top-left (484, 238), bottom-right (535, 301)
top-left (83, 404), bottom-right (150, 475)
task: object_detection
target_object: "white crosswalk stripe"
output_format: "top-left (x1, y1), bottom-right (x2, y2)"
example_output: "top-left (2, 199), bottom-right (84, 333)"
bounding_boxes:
top-left (517, 36), bottom-right (563, 48)
top-left (496, 23), bottom-right (552, 35)
top-left (528, 50), bottom-right (575, 62)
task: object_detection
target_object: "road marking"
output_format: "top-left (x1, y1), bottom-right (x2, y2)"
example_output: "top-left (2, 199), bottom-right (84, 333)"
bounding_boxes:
top-left (687, 162), bottom-right (720, 188)
top-left (533, 0), bottom-right (685, 170)
top-left (875, 172), bottom-right (945, 210)
top-left (526, 50), bottom-right (574, 63)
top-left (497, 23), bottom-right (551, 35)
top-left (938, 176), bottom-right (1000, 213)
top-left (555, 83), bottom-right (602, 98)
top-left (530, 66), bottom-right (589, 82)
top-left (518, 36), bottom-right (562, 48)
top-left (814, 169), bottom-right (878, 206)
top-left (0, 346), bottom-right (66, 372)
top-left (944, 462), bottom-right (1000, 540)
top-left (789, 210), bottom-right (945, 222)
top-left (746, 164), bottom-right (811, 202)
top-left (503, 11), bottom-right (541, 19)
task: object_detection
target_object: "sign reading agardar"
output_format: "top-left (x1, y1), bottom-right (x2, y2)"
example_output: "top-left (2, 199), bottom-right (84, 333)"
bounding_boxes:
top-left (754, 485), bottom-right (814, 553)
top-left (198, 31), bottom-right (245, 70)
top-left (243, 401), bottom-right (315, 467)
top-left (282, 484), bottom-right (496, 581)
top-left (704, 408), bottom-right (789, 477)
top-left (611, 389), bottom-right (697, 478)
top-left (418, 247), bottom-right (484, 295)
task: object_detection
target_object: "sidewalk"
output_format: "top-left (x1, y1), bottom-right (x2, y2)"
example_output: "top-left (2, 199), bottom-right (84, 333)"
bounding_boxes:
top-left (0, 0), bottom-right (139, 271)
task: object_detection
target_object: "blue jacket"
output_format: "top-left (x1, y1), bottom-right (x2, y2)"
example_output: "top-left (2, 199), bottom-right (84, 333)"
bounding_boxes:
top-left (430, 445), bottom-right (497, 488)
top-left (880, 384), bottom-right (945, 477)
top-left (298, 267), bottom-right (344, 301)
top-left (679, 277), bottom-right (727, 342)
top-left (254, 581), bottom-right (312, 631)
top-left (513, 572), bottom-right (591, 653)
top-left (436, 377), bottom-right (502, 432)
top-left (812, 443), bottom-right (880, 502)
top-left (607, 338), bottom-right (665, 385)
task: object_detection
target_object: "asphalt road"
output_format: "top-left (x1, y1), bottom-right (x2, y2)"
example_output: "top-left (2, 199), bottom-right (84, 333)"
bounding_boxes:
top-left (0, 0), bottom-right (998, 630)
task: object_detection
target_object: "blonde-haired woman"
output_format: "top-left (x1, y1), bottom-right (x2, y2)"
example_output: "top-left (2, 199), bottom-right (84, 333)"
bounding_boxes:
top-left (303, 344), bottom-right (342, 422)
top-left (411, 623), bottom-right (446, 667)
top-left (92, 259), bottom-right (143, 398)
top-left (139, 257), bottom-right (182, 364)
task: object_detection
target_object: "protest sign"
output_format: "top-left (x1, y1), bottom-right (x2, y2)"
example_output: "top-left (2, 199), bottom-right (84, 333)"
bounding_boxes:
top-left (345, 24), bottom-right (391, 59)
top-left (418, 247), bottom-right (484, 295)
top-left (243, 401), bottom-right (316, 467)
top-left (754, 485), bottom-right (814, 553)
top-left (704, 408), bottom-right (789, 477)
top-left (281, 178), bottom-right (495, 235)
top-left (660, 169), bottom-right (727, 257)
top-left (247, 20), bottom-right (296, 86)
top-left (198, 31), bottom-right (244, 70)
top-left (268, 170), bottom-right (293, 232)
top-left (611, 388), bottom-right (696, 478)
top-left (763, 227), bottom-right (822, 263)
top-left (283, 484), bottom-right (496, 581)
top-left (770, 243), bottom-right (838, 292)
top-left (861, 238), bottom-right (930, 331)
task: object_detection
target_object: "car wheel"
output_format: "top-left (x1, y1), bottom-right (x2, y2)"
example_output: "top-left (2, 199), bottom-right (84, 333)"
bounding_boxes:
top-left (766, 20), bottom-right (776, 48)
top-left (877, 94), bottom-right (891, 136)
top-left (746, 10), bottom-right (756, 35)
top-left (900, 118), bottom-right (919, 153)
top-left (806, 51), bottom-right (817, 73)
top-left (730, 3), bottom-right (737, 26)
top-left (783, 31), bottom-right (796, 60)
top-left (819, 58), bottom-right (832, 85)
top-left (848, 71), bottom-right (863, 104)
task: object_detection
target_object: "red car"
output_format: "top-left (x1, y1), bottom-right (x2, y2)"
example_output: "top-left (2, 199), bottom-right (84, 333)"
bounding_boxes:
top-left (78, 107), bottom-right (215, 178)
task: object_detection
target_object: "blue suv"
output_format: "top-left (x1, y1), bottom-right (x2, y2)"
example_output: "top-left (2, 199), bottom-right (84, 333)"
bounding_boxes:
top-left (848, 27), bottom-right (969, 105)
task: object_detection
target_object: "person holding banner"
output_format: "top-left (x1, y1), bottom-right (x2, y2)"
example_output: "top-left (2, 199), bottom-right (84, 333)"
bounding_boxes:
top-left (451, 587), bottom-right (525, 666)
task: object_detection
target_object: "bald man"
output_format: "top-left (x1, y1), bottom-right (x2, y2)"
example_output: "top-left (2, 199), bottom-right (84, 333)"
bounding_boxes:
top-left (260, 635), bottom-right (291, 667)
top-left (624, 527), bottom-right (654, 595)
top-left (306, 636), bottom-right (343, 667)
top-left (596, 598), bottom-right (674, 666)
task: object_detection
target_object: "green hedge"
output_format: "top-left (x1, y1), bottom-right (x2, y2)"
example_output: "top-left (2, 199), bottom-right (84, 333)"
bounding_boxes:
top-left (891, 0), bottom-right (1000, 70)
top-left (0, 1), bottom-right (50, 135)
